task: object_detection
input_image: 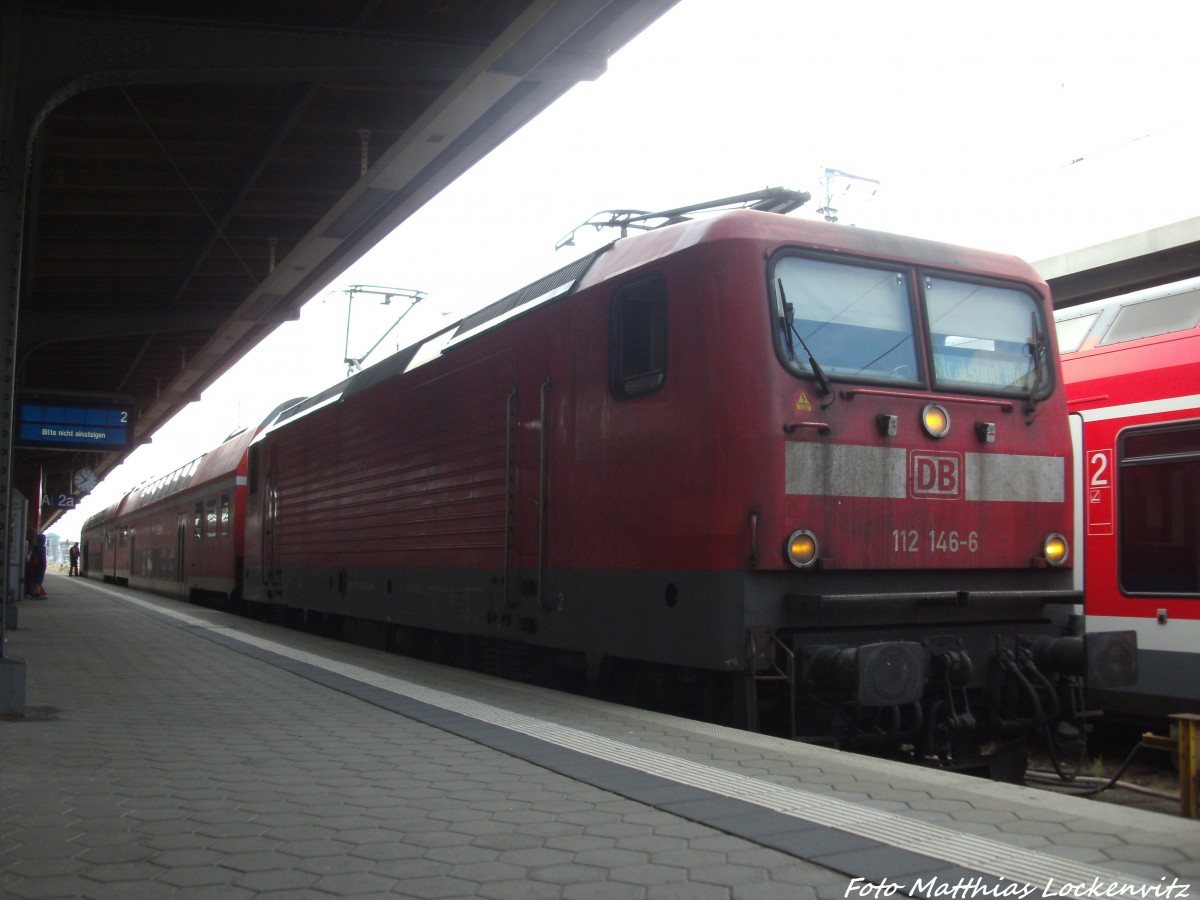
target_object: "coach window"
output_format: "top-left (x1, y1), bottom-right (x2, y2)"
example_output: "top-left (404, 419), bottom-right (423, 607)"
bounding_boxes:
top-left (206, 499), bottom-right (218, 539)
top-left (1119, 422), bottom-right (1200, 596)
top-left (609, 272), bottom-right (667, 400)
top-left (1054, 312), bottom-right (1099, 354)
top-left (772, 254), bottom-right (919, 384)
top-left (194, 502), bottom-right (203, 539)
top-left (220, 494), bottom-right (231, 537)
top-left (1101, 288), bottom-right (1200, 346)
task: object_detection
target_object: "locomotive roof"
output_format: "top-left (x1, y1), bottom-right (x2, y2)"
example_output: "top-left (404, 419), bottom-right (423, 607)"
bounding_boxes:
top-left (258, 246), bottom-right (611, 438)
top-left (256, 208), bottom-right (1049, 440)
top-left (575, 208), bottom-right (1046, 292)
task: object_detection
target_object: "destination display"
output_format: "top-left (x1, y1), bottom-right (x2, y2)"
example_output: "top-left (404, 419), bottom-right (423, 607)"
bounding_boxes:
top-left (16, 401), bottom-right (134, 452)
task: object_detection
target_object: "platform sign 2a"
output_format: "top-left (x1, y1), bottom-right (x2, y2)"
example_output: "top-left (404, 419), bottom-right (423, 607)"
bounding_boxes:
top-left (1086, 449), bottom-right (1114, 536)
top-left (16, 401), bottom-right (134, 452)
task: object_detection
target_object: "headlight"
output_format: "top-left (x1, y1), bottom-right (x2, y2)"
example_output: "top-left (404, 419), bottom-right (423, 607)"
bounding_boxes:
top-left (921, 403), bottom-right (950, 438)
top-left (1042, 533), bottom-right (1068, 567)
top-left (785, 529), bottom-right (819, 568)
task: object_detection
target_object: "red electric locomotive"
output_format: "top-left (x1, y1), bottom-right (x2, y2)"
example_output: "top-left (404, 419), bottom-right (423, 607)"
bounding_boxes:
top-left (223, 204), bottom-right (1132, 769)
top-left (1055, 276), bottom-right (1200, 717)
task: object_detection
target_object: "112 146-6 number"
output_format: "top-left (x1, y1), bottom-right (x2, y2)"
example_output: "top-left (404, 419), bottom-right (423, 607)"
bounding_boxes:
top-left (892, 529), bottom-right (978, 553)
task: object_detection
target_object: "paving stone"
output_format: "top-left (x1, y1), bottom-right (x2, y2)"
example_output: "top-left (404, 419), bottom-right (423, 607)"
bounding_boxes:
top-left (565, 882), bottom-right (655, 900)
top-left (234, 867), bottom-right (319, 892)
top-left (528, 862), bottom-right (611, 885)
top-left (158, 863), bottom-right (237, 888)
top-left (446, 859), bottom-right (529, 883)
top-left (1104, 844), bottom-right (1186, 864)
top-left (646, 883), bottom-right (727, 900)
top-left (150, 847), bottom-right (225, 868)
top-left (996, 820), bottom-right (1069, 836)
top-left (205, 835), bottom-right (285, 854)
top-left (478, 877), bottom-right (564, 900)
top-left (757, 886), bottom-right (838, 900)
top-left (608, 862), bottom-right (690, 887)
top-left (293, 853), bottom-right (378, 876)
top-left (311, 870), bottom-right (400, 894)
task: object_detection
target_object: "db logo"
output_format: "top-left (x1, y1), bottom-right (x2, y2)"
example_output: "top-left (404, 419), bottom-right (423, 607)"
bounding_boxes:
top-left (910, 451), bottom-right (961, 499)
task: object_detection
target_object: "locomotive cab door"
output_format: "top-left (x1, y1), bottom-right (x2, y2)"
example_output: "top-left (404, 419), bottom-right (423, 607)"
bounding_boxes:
top-left (176, 516), bottom-right (186, 585)
top-left (509, 376), bottom-right (553, 611)
top-left (262, 475), bottom-right (280, 598)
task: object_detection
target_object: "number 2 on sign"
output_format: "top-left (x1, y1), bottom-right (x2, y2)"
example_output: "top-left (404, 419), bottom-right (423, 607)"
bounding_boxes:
top-left (1089, 450), bottom-right (1109, 487)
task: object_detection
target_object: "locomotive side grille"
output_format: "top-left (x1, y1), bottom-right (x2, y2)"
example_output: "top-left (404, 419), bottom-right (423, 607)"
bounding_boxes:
top-left (274, 351), bottom-right (516, 566)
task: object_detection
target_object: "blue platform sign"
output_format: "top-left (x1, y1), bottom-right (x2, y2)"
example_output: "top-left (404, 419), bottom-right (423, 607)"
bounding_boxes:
top-left (16, 402), bottom-right (134, 451)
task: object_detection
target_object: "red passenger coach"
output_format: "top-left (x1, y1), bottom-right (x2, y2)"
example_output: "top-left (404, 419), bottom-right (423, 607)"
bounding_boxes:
top-left (1055, 276), bottom-right (1200, 716)
top-left (81, 500), bottom-right (125, 584)
top-left (82, 423), bottom-right (260, 602)
top-left (233, 206), bottom-right (1131, 769)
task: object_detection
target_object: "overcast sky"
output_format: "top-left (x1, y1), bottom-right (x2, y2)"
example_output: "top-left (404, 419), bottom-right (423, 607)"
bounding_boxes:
top-left (50, 0), bottom-right (1200, 540)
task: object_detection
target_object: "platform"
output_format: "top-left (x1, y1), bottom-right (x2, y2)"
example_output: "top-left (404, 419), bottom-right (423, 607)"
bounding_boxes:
top-left (2, 573), bottom-right (1197, 899)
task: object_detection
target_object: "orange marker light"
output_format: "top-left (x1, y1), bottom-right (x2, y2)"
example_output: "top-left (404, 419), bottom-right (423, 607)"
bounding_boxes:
top-left (1043, 534), bottom-right (1069, 567)
top-left (786, 530), bottom-right (819, 568)
top-left (921, 403), bottom-right (950, 438)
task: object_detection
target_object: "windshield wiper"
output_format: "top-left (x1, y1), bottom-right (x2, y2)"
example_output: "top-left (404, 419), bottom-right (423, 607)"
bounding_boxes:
top-left (1024, 312), bottom-right (1047, 414)
top-left (778, 279), bottom-right (833, 399)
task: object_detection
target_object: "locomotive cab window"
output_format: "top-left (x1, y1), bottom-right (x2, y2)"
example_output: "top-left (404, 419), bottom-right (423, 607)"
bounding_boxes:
top-left (1118, 422), bottom-right (1200, 596)
top-left (925, 276), bottom-right (1052, 397)
top-left (609, 273), bottom-right (667, 399)
top-left (771, 255), bottom-right (920, 384)
top-left (770, 254), bottom-right (1051, 398)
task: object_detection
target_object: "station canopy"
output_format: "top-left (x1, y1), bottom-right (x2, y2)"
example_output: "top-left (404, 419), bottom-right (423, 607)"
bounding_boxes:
top-left (6, 0), bottom-right (676, 526)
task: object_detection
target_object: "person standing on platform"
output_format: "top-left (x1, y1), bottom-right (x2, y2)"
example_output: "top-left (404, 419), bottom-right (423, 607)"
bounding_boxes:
top-left (69, 543), bottom-right (80, 576)
top-left (26, 533), bottom-right (48, 598)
